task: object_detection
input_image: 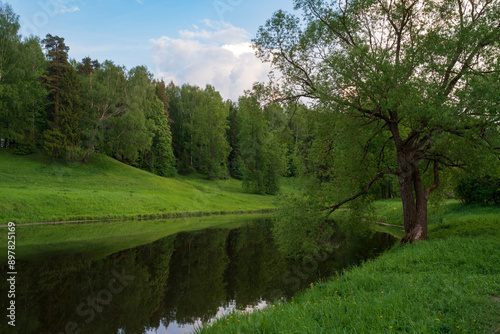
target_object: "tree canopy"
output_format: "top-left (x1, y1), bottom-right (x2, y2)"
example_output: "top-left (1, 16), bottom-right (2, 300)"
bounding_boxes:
top-left (255, 0), bottom-right (500, 243)
top-left (0, 3), bottom-right (46, 152)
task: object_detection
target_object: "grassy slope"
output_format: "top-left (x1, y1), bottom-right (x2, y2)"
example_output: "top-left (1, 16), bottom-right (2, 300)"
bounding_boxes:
top-left (198, 203), bottom-right (500, 333)
top-left (0, 150), bottom-right (278, 223)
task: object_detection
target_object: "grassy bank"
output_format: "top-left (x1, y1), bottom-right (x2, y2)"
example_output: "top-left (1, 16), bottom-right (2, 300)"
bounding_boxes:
top-left (0, 150), bottom-right (281, 223)
top-left (198, 204), bottom-right (500, 333)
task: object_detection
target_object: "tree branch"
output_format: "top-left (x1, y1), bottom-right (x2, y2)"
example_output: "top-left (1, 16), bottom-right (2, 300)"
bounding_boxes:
top-left (424, 161), bottom-right (439, 200)
top-left (323, 170), bottom-right (399, 216)
top-left (305, 0), bottom-right (356, 46)
top-left (474, 176), bottom-right (500, 188)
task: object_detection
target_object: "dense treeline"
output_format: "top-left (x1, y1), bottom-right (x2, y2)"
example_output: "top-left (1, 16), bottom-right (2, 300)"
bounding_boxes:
top-left (4, 0), bottom-right (496, 222)
top-left (0, 2), bottom-right (308, 192)
top-left (0, 4), bottom-right (46, 154)
top-left (167, 83), bottom-right (231, 179)
top-left (0, 2), bottom-right (365, 198)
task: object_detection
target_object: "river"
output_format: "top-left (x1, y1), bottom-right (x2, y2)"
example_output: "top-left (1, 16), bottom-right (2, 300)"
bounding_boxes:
top-left (0, 216), bottom-right (396, 334)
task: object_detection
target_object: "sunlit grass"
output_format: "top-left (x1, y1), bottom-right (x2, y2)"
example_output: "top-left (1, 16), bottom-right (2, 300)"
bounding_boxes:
top-left (0, 150), bottom-right (279, 223)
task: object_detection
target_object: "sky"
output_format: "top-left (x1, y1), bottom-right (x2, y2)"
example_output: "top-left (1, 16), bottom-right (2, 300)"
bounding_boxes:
top-left (7, 0), bottom-right (296, 101)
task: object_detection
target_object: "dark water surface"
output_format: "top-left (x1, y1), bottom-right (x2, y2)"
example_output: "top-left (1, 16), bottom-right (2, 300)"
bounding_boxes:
top-left (1, 218), bottom-right (396, 334)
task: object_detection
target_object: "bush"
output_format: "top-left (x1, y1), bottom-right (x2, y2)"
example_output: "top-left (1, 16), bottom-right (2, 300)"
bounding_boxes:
top-left (455, 176), bottom-right (500, 205)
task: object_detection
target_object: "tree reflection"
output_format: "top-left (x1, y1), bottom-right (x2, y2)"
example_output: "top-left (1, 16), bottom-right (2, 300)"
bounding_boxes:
top-left (1, 218), bottom-right (395, 334)
top-left (162, 229), bottom-right (230, 326)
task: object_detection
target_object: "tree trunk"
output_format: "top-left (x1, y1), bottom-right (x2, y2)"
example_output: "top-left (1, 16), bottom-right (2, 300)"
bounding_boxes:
top-left (397, 155), bottom-right (429, 244)
top-left (190, 133), bottom-right (193, 168)
top-left (392, 118), bottom-right (431, 244)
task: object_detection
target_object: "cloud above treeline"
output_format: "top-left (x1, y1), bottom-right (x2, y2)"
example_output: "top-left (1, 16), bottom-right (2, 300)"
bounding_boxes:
top-left (150, 20), bottom-right (271, 101)
top-left (57, 0), bottom-right (80, 14)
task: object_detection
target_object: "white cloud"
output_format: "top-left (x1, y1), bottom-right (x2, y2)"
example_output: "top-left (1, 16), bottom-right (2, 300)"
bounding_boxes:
top-left (58, 5), bottom-right (79, 13)
top-left (150, 20), bottom-right (270, 101)
top-left (56, 0), bottom-right (80, 14)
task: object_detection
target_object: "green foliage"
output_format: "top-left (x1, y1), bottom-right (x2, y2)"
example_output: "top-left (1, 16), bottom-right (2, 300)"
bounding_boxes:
top-left (144, 98), bottom-right (176, 177)
top-left (129, 67), bottom-right (176, 176)
top-left (79, 60), bottom-right (127, 154)
top-left (78, 62), bottom-right (175, 173)
top-left (226, 101), bottom-right (241, 178)
top-left (41, 35), bottom-right (84, 159)
top-left (370, 174), bottom-right (399, 200)
top-left (254, 0), bottom-right (500, 242)
top-left (455, 176), bottom-right (500, 206)
top-left (75, 56), bottom-right (100, 77)
top-left (42, 128), bottom-right (67, 158)
top-left (0, 5), bottom-right (47, 150)
top-left (196, 85), bottom-right (231, 179)
top-left (272, 104), bottom-right (399, 255)
top-left (273, 191), bottom-right (332, 258)
top-left (100, 66), bottom-right (155, 163)
top-left (168, 83), bottom-right (230, 178)
top-left (238, 90), bottom-right (286, 194)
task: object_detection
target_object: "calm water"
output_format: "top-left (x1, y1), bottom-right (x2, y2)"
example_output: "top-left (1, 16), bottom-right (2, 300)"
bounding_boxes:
top-left (1, 218), bottom-right (396, 334)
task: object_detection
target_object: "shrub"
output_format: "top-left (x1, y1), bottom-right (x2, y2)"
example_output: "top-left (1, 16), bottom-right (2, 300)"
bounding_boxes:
top-left (455, 176), bottom-right (500, 205)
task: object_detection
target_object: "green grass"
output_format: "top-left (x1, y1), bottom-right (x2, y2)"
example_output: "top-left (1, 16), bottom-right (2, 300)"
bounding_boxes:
top-left (372, 198), bottom-right (405, 226)
top-left (197, 203), bottom-right (500, 333)
top-left (0, 150), bottom-right (279, 223)
top-left (372, 198), bottom-right (500, 240)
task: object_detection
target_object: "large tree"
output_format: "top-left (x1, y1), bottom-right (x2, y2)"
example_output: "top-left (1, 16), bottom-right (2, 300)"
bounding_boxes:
top-left (129, 66), bottom-right (176, 176)
top-left (42, 34), bottom-right (70, 120)
top-left (255, 0), bottom-right (500, 243)
top-left (0, 4), bottom-right (47, 151)
top-left (238, 89), bottom-right (287, 194)
top-left (168, 83), bottom-right (230, 178)
top-left (42, 34), bottom-right (83, 159)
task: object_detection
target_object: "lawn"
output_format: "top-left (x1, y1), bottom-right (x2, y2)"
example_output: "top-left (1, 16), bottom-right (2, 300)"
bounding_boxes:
top-left (0, 150), bottom-right (278, 223)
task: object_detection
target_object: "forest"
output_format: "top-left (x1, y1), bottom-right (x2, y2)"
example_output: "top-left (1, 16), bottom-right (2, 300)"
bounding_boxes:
top-left (0, 3), bottom-right (301, 196)
top-left (1, 0), bottom-right (500, 333)
top-left (1, 0), bottom-right (500, 247)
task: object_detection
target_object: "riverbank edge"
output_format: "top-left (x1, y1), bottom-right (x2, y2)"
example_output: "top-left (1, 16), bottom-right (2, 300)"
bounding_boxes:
top-left (197, 215), bottom-right (500, 333)
top-left (0, 208), bottom-right (278, 227)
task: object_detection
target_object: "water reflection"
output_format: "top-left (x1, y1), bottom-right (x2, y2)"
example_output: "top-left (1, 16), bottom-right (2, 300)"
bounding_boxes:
top-left (0, 218), bottom-right (396, 334)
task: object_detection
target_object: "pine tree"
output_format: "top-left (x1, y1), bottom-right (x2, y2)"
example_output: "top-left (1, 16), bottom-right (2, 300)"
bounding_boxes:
top-left (41, 34), bottom-right (83, 159)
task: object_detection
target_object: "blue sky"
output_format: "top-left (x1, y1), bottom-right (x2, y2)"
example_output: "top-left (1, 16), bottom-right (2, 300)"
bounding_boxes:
top-left (7, 0), bottom-right (296, 100)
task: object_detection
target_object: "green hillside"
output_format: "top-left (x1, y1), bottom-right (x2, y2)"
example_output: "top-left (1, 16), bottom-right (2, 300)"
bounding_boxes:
top-left (0, 150), bottom-right (278, 223)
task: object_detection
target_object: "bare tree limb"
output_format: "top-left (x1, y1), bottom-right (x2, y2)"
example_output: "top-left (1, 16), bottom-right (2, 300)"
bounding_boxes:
top-left (323, 169), bottom-right (399, 216)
